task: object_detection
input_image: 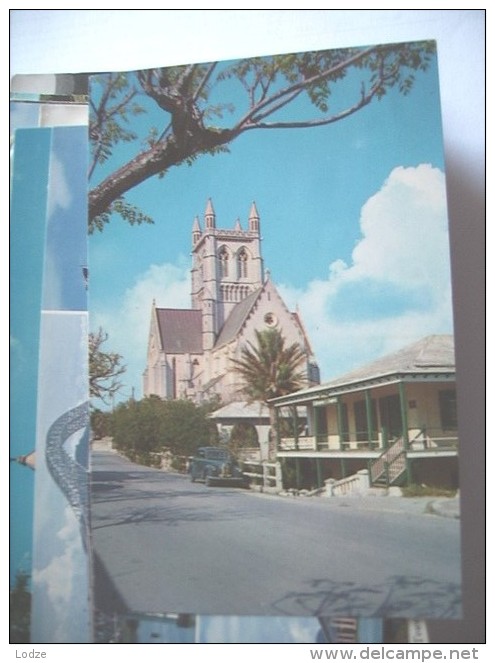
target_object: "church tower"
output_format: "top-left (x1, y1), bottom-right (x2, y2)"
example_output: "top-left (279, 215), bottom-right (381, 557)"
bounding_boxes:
top-left (191, 199), bottom-right (264, 350)
top-left (146, 198), bottom-right (320, 404)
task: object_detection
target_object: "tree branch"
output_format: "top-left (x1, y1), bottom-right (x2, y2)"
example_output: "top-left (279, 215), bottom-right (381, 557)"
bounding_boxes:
top-left (247, 81), bottom-right (380, 130)
top-left (242, 46), bottom-right (376, 126)
top-left (89, 124), bottom-right (235, 222)
top-left (192, 62), bottom-right (217, 102)
top-left (89, 81), bottom-right (139, 180)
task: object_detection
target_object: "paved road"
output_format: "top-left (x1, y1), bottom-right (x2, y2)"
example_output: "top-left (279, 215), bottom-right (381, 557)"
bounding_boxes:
top-left (90, 449), bottom-right (462, 618)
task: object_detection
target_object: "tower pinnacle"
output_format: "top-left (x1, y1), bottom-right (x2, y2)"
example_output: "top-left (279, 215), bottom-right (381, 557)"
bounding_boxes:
top-left (248, 201), bottom-right (260, 233)
top-left (204, 198), bottom-right (216, 230)
top-left (192, 215), bottom-right (202, 244)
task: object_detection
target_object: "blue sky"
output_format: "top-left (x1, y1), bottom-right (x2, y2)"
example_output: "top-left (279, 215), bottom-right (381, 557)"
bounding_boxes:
top-left (89, 44), bottom-right (453, 404)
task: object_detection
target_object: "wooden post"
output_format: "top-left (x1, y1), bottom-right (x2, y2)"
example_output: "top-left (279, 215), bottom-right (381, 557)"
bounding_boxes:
top-left (406, 457), bottom-right (413, 486)
top-left (316, 458), bottom-right (323, 488)
top-left (399, 382), bottom-right (411, 486)
top-left (263, 462), bottom-right (269, 489)
top-left (337, 396), bottom-right (344, 450)
top-left (399, 381), bottom-right (409, 445)
top-left (292, 404), bottom-right (299, 451)
top-left (314, 402), bottom-right (319, 449)
top-left (295, 457), bottom-right (301, 489)
top-left (275, 406), bottom-right (281, 451)
top-left (365, 390), bottom-right (374, 449)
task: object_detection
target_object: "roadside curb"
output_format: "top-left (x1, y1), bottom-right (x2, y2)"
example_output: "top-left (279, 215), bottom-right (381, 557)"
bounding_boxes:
top-left (427, 497), bottom-right (460, 519)
top-left (267, 490), bottom-right (462, 520)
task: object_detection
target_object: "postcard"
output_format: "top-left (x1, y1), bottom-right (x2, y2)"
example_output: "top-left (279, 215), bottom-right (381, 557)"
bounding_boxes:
top-left (10, 127), bottom-right (52, 614)
top-left (10, 125), bottom-right (91, 643)
top-left (88, 40), bottom-right (461, 623)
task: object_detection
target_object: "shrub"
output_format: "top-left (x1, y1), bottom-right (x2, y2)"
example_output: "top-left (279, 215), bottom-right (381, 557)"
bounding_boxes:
top-left (401, 483), bottom-right (457, 498)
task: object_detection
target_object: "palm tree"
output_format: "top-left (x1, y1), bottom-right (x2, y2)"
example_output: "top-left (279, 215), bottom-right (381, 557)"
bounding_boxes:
top-left (231, 328), bottom-right (306, 460)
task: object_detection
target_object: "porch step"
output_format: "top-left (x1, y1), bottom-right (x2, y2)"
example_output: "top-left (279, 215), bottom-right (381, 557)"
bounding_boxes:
top-left (372, 464), bottom-right (407, 487)
top-left (369, 436), bottom-right (407, 489)
top-left (373, 470), bottom-right (406, 488)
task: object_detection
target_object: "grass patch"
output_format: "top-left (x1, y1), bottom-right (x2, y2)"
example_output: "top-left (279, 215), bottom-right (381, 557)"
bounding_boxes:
top-left (401, 484), bottom-right (457, 498)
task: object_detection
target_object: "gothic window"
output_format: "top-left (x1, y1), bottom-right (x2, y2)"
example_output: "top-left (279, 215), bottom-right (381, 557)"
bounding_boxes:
top-left (219, 246), bottom-right (229, 278)
top-left (237, 248), bottom-right (248, 278)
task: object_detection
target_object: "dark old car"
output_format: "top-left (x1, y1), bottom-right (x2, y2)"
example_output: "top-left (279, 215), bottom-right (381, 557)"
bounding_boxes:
top-left (189, 447), bottom-right (247, 487)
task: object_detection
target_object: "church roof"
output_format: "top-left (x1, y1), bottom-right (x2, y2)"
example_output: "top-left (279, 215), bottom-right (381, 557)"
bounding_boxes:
top-left (156, 308), bottom-right (203, 353)
top-left (214, 287), bottom-right (263, 348)
top-left (291, 310), bottom-right (315, 356)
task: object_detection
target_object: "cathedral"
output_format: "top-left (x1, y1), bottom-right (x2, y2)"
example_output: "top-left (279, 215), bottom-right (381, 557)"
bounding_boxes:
top-left (143, 199), bottom-right (320, 404)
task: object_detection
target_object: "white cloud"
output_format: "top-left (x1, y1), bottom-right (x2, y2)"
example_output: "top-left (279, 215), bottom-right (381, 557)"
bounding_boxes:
top-left (33, 506), bottom-right (80, 603)
top-left (32, 505), bottom-right (90, 641)
top-left (286, 618), bottom-right (322, 642)
top-left (41, 250), bottom-right (63, 309)
top-left (47, 153), bottom-right (71, 218)
top-left (198, 616), bottom-right (320, 643)
top-left (94, 164), bottom-right (454, 396)
top-left (279, 164), bottom-right (454, 381)
top-left (92, 261), bottom-right (190, 401)
top-left (346, 164), bottom-right (449, 287)
top-left (10, 333), bottom-right (23, 356)
top-left (39, 152), bottom-right (75, 310)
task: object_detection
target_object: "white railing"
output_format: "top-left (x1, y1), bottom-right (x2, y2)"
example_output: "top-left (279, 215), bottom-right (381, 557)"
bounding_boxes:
top-left (280, 429), bottom-right (459, 454)
top-left (279, 436), bottom-right (317, 450)
top-left (325, 469), bottom-right (370, 497)
top-left (241, 460), bottom-right (283, 491)
top-left (408, 432), bottom-right (458, 451)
